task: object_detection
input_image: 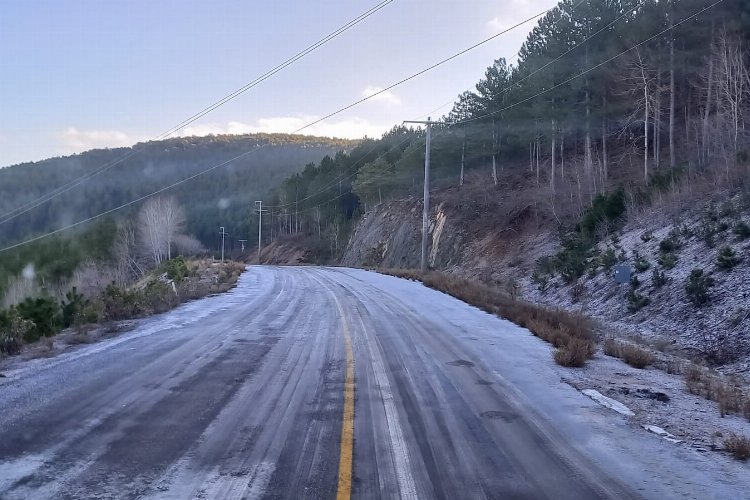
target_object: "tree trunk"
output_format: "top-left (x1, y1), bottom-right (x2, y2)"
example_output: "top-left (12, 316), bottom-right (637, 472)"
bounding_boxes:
top-left (669, 13), bottom-right (676, 170)
top-left (535, 131), bottom-right (540, 186)
top-left (645, 88), bottom-right (650, 182)
top-left (585, 87), bottom-right (593, 198)
top-left (550, 119), bottom-right (556, 193)
top-left (491, 119), bottom-right (498, 185)
top-left (602, 120), bottom-right (608, 185)
top-left (654, 66), bottom-right (661, 170)
top-left (460, 127), bottom-right (465, 186)
top-left (702, 27), bottom-right (715, 164)
top-left (560, 133), bottom-right (565, 181)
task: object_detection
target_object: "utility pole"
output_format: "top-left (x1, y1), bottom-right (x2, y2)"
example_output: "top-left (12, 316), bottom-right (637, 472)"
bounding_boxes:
top-left (238, 239), bottom-right (247, 253)
top-left (254, 201), bottom-right (269, 264)
top-left (402, 117), bottom-right (448, 273)
top-left (219, 226), bottom-right (227, 262)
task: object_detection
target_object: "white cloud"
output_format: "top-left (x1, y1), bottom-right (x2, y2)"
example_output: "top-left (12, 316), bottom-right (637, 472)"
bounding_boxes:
top-left (488, 16), bottom-right (509, 32)
top-left (58, 127), bottom-right (144, 154)
top-left (362, 85), bottom-right (402, 106)
top-left (488, 0), bottom-right (555, 33)
top-left (181, 116), bottom-right (391, 140)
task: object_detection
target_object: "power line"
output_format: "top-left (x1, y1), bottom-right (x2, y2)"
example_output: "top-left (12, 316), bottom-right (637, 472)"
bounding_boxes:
top-left (0, 0), bottom-right (395, 226)
top-left (455, 0), bottom-right (725, 125)
top-left (3, 0), bottom-right (683, 254)
top-left (286, 0), bottom-right (725, 214)
top-left (263, 8), bottom-right (557, 211)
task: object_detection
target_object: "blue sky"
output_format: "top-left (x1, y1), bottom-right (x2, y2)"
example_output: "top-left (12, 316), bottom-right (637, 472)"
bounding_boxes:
top-left (0, 0), bottom-right (555, 167)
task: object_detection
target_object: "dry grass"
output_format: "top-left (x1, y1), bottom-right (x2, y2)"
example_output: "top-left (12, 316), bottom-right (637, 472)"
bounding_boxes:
top-left (379, 269), bottom-right (595, 367)
top-left (619, 344), bottom-right (654, 369)
top-left (554, 338), bottom-right (593, 367)
top-left (603, 337), bottom-right (621, 357)
top-left (601, 337), bottom-right (653, 369)
top-left (684, 364), bottom-right (747, 417)
top-left (724, 434), bottom-right (750, 460)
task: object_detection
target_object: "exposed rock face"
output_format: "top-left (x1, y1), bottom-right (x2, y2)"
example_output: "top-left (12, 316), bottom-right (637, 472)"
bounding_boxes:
top-left (341, 198), bottom-right (465, 270)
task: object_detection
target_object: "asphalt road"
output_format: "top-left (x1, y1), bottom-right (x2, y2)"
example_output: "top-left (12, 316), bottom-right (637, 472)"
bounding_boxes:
top-left (0, 267), bottom-right (679, 499)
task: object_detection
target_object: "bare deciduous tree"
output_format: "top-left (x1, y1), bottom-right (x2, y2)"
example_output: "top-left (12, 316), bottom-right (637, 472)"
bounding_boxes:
top-left (137, 196), bottom-right (186, 266)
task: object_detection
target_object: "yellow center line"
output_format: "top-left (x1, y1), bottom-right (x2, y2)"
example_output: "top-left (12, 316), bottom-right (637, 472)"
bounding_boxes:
top-left (335, 296), bottom-right (355, 500)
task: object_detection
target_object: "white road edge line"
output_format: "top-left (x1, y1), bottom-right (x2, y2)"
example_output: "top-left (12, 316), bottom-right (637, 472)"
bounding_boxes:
top-left (356, 314), bottom-right (419, 500)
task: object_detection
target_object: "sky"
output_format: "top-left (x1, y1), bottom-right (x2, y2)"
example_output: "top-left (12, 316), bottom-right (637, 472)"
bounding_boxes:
top-left (0, 0), bottom-right (557, 167)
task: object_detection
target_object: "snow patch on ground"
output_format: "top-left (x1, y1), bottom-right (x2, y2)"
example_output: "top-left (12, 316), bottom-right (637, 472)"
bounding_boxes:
top-left (582, 389), bottom-right (635, 416)
top-left (523, 196), bottom-right (750, 376)
top-left (643, 425), bottom-right (683, 444)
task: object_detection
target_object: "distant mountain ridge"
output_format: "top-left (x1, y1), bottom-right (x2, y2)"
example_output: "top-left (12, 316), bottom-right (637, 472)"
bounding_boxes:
top-left (0, 133), bottom-right (358, 247)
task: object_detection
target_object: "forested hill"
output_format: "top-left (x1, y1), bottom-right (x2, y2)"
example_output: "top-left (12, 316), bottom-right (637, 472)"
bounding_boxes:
top-left (0, 134), bottom-right (356, 247)
top-left (263, 0), bottom-right (749, 263)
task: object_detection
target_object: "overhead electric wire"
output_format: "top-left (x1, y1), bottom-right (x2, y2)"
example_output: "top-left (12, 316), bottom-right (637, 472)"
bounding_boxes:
top-left (263, 7), bottom-right (557, 211)
top-left (1, 0), bottom-right (719, 253)
top-left (0, 0), bottom-right (395, 226)
top-left (285, 0), bottom-right (723, 215)
top-left (455, 0), bottom-right (725, 125)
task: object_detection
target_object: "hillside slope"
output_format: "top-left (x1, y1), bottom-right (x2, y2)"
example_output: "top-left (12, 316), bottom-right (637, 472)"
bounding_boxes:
top-left (0, 134), bottom-right (356, 247)
top-left (342, 180), bottom-right (750, 375)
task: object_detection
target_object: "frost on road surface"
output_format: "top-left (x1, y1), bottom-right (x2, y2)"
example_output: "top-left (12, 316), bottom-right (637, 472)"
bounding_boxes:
top-left (0, 266), bottom-right (748, 499)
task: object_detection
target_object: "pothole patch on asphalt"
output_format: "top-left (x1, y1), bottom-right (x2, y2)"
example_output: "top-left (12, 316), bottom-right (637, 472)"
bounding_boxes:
top-left (480, 410), bottom-right (519, 422)
top-left (447, 359), bottom-right (475, 367)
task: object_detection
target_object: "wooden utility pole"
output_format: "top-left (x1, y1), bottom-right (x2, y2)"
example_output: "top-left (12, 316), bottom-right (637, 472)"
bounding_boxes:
top-left (254, 201), bottom-right (269, 264)
top-left (219, 226), bottom-right (227, 262)
top-left (403, 117), bottom-right (437, 273)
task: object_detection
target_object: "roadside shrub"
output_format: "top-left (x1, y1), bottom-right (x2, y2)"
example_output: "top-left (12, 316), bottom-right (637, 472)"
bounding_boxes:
top-left (659, 236), bottom-right (679, 253)
top-left (716, 246), bottom-right (740, 270)
top-left (724, 435), bottom-right (750, 460)
top-left (599, 248), bottom-right (617, 271)
top-left (626, 290), bottom-right (650, 312)
top-left (658, 252), bottom-right (678, 269)
top-left (61, 287), bottom-right (97, 327)
top-left (101, 283), bottom-right (141, 321)
top-left (16, 297), bottom-right (61, 342)
top-left (733, 221), bottom-right (750, 240)
top-left (651, 268), bottom-right (667, 288)
top-left (717, 384), bottom-right (744, 417)
top-left (603, 336), bottom-right (620, 357)
top-left (555, 235), bottom-right (591, 284)
top-left (535, 256), bottom-right (555, 275)
top-left (162, 256), bottom-right (190, 283)
top-left (684, 364), bottom-right (706, 396)
top-left (0, 309), bottom-right (31, 355)
top-left (570, 281), bottom-right (585, 303)
top-left (685, 269), bottom-right (714, 306)
top-left (633, 251), bottom-right (650, 272)
top-left (619, 344), bottom-right (653, 369)
top-left (577, 189), bottom-right (626, 237)
top-left (698, 218), bottom-right (719, 247)
top-left (531, 271), bottom-right (549, 292)
top-left (630, 275), bottom-right (641, 288)
top-left (142, 280), bottom-right (179, 314)
top-left (553, 338), bottom-right (592, 367)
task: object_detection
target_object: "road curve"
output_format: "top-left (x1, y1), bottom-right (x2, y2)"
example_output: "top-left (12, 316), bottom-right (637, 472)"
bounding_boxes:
top-left (0, 267), bottom-right (735, 499)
